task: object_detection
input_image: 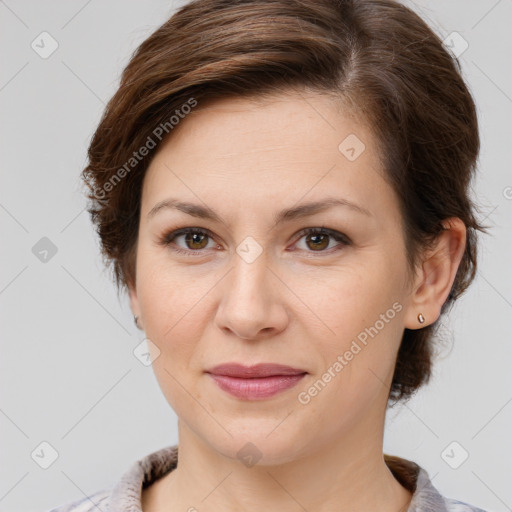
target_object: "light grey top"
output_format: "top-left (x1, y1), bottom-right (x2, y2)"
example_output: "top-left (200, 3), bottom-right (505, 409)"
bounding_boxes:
top-left (47, 445), bottom-right (489, 512)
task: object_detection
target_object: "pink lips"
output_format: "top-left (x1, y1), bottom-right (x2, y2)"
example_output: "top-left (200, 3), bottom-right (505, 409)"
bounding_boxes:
top-left (206, 363), bottom-right (307, 400)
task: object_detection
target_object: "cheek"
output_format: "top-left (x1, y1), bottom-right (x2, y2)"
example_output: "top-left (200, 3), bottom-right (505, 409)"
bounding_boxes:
top-left (298, 255), bottom-right (406, 394)
top-left (136, 255), bottom-right (206, 359)
top-left (298, 256), bottom-right (401, 339)
top-left (135, 261), bottom-right (208, 412)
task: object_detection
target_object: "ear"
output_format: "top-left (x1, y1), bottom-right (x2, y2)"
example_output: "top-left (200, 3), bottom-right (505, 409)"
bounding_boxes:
top-left (128, 281), bottom-right (143, 330)
top-left (404, 217), bottom-right (466, 329)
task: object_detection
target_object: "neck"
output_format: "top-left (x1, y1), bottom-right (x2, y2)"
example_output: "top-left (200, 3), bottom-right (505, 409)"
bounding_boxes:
top-left (143, 403), bottom-right (412, 512)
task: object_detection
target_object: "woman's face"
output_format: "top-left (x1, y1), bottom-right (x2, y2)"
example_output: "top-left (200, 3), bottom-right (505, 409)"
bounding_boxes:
top-left (130, 90), bottom-right (418, 464)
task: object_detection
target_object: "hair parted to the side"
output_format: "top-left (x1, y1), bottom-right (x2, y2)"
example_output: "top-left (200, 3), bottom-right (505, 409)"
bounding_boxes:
top-left (81, 0), bottom-right (487, 405)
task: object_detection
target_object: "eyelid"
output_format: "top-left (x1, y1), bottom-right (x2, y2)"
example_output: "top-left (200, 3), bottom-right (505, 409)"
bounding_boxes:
top-left (294, 226), bottom-right (351, 245)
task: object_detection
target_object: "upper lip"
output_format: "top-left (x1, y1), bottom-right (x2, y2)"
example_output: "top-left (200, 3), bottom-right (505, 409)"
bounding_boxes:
top-left (206, 363), bottom-right (307, 378)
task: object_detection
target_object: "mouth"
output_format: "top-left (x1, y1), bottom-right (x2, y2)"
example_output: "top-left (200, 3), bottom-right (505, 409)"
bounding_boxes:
top-left (205, 363), bottom-right (308, 400)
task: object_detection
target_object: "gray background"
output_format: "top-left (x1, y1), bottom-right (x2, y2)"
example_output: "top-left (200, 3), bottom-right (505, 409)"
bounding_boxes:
top-left (0, 1), bottom-right (511, 511)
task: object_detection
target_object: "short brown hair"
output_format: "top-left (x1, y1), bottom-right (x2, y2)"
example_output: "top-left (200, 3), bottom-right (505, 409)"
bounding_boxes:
top-left (82, 0), bottom-right (486, 404)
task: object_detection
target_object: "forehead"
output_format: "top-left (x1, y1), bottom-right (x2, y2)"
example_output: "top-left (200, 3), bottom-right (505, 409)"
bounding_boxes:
top-left (141, 91), bottom-right (397, 226)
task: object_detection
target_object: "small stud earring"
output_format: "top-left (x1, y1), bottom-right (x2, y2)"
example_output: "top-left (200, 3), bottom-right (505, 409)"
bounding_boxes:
top-left (417, 313), bottom-right (425, 324)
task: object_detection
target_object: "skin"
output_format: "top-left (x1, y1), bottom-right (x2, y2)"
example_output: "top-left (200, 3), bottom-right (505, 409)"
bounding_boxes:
top-left (128, 88), bottom-right (466, 512)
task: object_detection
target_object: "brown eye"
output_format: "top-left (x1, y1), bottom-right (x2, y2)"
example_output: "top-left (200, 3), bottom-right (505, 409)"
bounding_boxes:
top-left (162, 227), bottom-right (217, 255)
top-left (294, 228), bottom-right (350, 254)
top-left (305, 232), bottom-right (330, 251)
top-left (184, 231), bottom-right (209, 250)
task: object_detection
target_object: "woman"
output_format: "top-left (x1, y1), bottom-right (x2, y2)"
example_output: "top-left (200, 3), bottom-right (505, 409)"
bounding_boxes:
top-left (49, 0), bottom-right (489, 510)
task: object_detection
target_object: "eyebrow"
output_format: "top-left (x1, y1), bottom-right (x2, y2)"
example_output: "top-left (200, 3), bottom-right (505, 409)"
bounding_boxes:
top-left (147, 196), bottom-right (372, 225)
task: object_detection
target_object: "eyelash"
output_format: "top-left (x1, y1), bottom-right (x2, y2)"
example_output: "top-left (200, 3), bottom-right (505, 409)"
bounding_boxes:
top-left (159, 226), bottom-right (351, 257)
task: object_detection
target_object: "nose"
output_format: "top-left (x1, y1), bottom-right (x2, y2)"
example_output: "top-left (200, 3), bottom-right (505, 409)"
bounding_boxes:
top-left (214, 250), bottom-right (289, 340)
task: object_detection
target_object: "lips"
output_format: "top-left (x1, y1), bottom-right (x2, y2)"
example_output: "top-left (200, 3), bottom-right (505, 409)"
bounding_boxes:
top-left (206, 363), bottom-right (307, 378)
top-left (205, 363), bottom-right (308, 400)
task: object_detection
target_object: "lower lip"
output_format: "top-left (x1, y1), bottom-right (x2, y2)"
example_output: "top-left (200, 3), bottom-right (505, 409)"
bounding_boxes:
top-left (207, 373), bottom-right (307, 400)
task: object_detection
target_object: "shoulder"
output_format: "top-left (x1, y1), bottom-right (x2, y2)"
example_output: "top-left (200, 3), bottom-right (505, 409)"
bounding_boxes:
top-left (384, 453), bottom-right (491, 512)
top-left (45, 488), bottom-right (110, 512)
top-left (443, 497), bottom-right (490, 512)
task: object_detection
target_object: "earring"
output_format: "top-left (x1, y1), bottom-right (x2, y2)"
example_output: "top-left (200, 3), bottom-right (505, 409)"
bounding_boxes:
top-left (134, 315), bottom-right (140, 329)
top-left (417, 313), bottom-right (425, 324)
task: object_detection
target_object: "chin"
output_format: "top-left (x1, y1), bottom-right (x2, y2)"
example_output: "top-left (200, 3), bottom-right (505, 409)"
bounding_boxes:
top-left (198, 426), bottom-right (312, 468)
